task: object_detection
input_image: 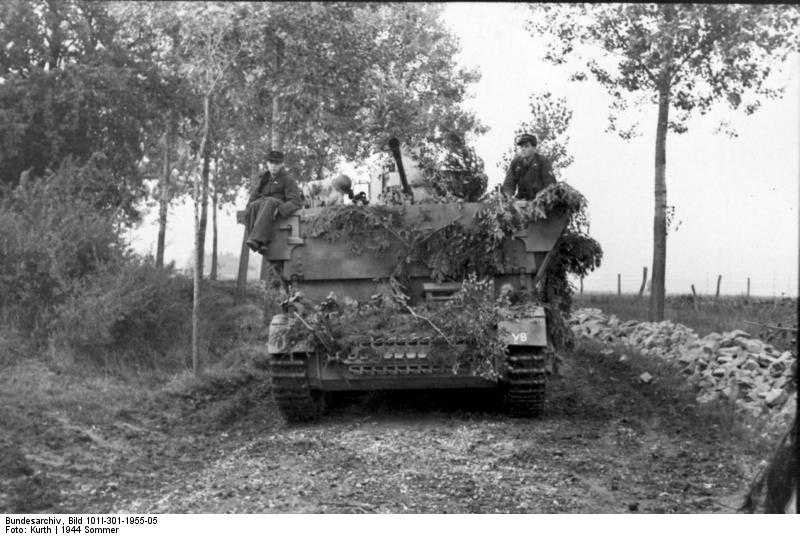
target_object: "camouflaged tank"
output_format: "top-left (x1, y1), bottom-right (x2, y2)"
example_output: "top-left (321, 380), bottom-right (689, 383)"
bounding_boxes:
top-left (260, 201), bottom-right (568, 422)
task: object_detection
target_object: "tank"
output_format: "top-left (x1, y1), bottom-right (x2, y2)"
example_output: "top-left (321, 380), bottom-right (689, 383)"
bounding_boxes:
top-left (260, 202), bottom-right (569, 422)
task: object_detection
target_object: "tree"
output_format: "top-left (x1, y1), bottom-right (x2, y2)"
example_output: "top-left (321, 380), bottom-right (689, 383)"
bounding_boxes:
top-left (0, 0), bottom-right (163, 222)
top-left (175, 4), bottom-right (244, 375)
top-left (235, 3), bottom-right (486, 181)
top-left (221, 3), bottom-right (487, 293)
top-left (111, 2), bottom-right (200, 266)
top-left (499, 91), bottom-right (574, 178)
top-left (529, 4), bottom-right (800, 320)
top-left (345, 3), bottom-right (486, 164)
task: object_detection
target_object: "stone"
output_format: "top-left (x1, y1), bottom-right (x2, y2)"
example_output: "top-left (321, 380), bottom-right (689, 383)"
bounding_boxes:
top-left (737, 377), bottom-right (755, 389)
top-left (741, 359), bottom-right (760, 371)
top-left (772, 376), bottom-right (792, 390)
top-left (716, 355), bottom-right (733, 364)
top-left (755, 353), bottom-right (774, 367)
top-left (742, 339), bottom-right (764, 353)
top-left (619, 354), bottom-right (629, 363)
top-left (639, 372), bottom-right (653, 384)
top-left (727, 329), bottom-right (751, 339)
top-left (764, 388), bottom-right (788, 408)
top-left (711, 367), bottom-right (727, 378)
top-left (697, 378), bottom-right (715, 390)
top-left (696, 392), bottom-right (718, 404)
top-left (769, 360), bottom-right (787, 377)
top-left (600, 349), bottom-right (615, 357)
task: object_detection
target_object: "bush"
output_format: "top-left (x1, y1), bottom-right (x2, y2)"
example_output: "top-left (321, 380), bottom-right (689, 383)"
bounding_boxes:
top-left (53, 260), bottom-right (193, 370)
top-left (0, 157), bottom-right (126, 334)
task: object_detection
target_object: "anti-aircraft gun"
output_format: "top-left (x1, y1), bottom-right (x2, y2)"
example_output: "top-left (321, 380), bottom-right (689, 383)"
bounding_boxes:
top-left (241, 142), bottom-right (570, 422)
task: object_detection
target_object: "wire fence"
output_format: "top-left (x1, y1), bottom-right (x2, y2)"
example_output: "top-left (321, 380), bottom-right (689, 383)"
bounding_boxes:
top-left (572, 268), bottom-right (798, 298)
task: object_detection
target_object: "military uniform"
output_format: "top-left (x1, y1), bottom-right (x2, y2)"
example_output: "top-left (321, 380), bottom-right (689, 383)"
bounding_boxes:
top-left (245, 167), bottom-right (301, 249)
top-left (500, 152), bottom-right (555, 200)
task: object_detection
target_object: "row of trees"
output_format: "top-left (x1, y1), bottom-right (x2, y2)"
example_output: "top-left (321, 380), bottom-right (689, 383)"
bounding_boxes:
top-left (0, 0), bottom-right (485, 272)
top-left (0, 1), bottom-right (489, 374)
top-left (525, 4), bottom-right (799, 320)
top-left (4, 2), bottom-right (796, 331)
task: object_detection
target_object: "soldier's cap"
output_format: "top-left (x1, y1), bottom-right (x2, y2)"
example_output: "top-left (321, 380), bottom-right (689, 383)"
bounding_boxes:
top-left (266, 150), bottom-right (285, 163)
top-left (515, 133), bottom-right (538, 147)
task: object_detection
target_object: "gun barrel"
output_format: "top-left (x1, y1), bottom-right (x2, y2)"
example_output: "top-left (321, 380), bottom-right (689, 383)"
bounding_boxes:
top-left (387, 137), bottom-right (414, 201)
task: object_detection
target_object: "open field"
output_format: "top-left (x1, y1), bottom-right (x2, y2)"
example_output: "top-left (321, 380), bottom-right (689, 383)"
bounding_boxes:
top-left (573, 294), bottom-right (797, 351)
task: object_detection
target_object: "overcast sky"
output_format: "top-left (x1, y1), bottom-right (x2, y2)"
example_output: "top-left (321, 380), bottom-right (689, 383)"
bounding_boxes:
top-left (128, 3), bottom-right (799, 297)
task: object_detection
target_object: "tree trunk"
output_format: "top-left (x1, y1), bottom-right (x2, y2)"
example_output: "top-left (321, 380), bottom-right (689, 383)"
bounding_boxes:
top-left (236, 162), bottom-right (259, 303)
top-left (270, 34), bottom-right (284, 149)
top-left (649, 85), bottom-right (670, 321)
top-left (45, 0), bottom-right (62, 70)
top-left (156, 112), bottom-right (174, 268)
top-left (210, 158), bottom-right (218, 281)
top-left (198, 111), bottom-right (212, 280)
top-left (262, 34), bottom-right (285, 281)
top-left (192, 93), bottom-right (211, 377)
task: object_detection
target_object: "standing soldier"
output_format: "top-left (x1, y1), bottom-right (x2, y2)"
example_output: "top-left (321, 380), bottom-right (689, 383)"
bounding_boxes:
top-left (501, 133), bottom-right (556, 200)
top-left (244, 150), bottom-right (302, 253)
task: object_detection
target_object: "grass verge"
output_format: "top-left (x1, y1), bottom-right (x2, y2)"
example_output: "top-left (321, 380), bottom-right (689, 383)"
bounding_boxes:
top-left (573, 294), bottom-right (797, 348)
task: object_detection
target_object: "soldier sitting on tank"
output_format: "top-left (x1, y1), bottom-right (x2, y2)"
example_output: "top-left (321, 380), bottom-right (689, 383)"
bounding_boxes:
top-left (244, 150), bottom-right (302, 253)
top-left (500, 133), bottom-right (556, 200)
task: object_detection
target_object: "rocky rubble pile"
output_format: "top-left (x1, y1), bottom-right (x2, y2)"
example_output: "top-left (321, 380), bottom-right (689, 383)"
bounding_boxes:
top-left (570, 308), bottom-right (796, 423)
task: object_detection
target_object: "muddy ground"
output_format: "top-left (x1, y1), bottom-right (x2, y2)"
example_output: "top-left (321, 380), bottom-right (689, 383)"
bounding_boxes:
top-left (1, 341), bottom-right (778, 514)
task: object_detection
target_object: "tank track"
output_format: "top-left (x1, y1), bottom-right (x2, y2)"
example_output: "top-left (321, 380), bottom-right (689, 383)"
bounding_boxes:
top-left (269, 353), bottom-right (324, 423)
top-left (502, 350), bottom-right (547, 417)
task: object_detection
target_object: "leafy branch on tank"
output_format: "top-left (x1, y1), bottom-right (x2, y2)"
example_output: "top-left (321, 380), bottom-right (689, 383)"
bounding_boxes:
top-left (286, 182), bottom-right (602, 364)
top-left (302, 182), bottom-right (592, 283)
top-left (281, 275), bottom-right (506, 380)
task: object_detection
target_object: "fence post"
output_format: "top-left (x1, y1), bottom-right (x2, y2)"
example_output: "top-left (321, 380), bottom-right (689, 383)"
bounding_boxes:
top-left (716, 274), bottom-right (722, 298)
top-left (580, 276), bottom-right (584, 295)
top-left (746, 277), bottom-right (750, 297)
top-left (617, 273), bottom-right (621, 296)
top-left (638, 266), bottom-right (648, 296)
top-left (691, 284), bottom-right (697, 297)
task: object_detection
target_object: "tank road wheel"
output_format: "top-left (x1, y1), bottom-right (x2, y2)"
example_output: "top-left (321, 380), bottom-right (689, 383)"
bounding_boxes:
top-left (502, 350), bottom-right (547, 418)
top-left (269, 353), bottom-right (325, 423)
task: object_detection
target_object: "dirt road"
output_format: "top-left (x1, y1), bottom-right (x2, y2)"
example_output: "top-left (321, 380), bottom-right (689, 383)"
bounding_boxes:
top-left (2, 342), bottom-right (769, 514)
